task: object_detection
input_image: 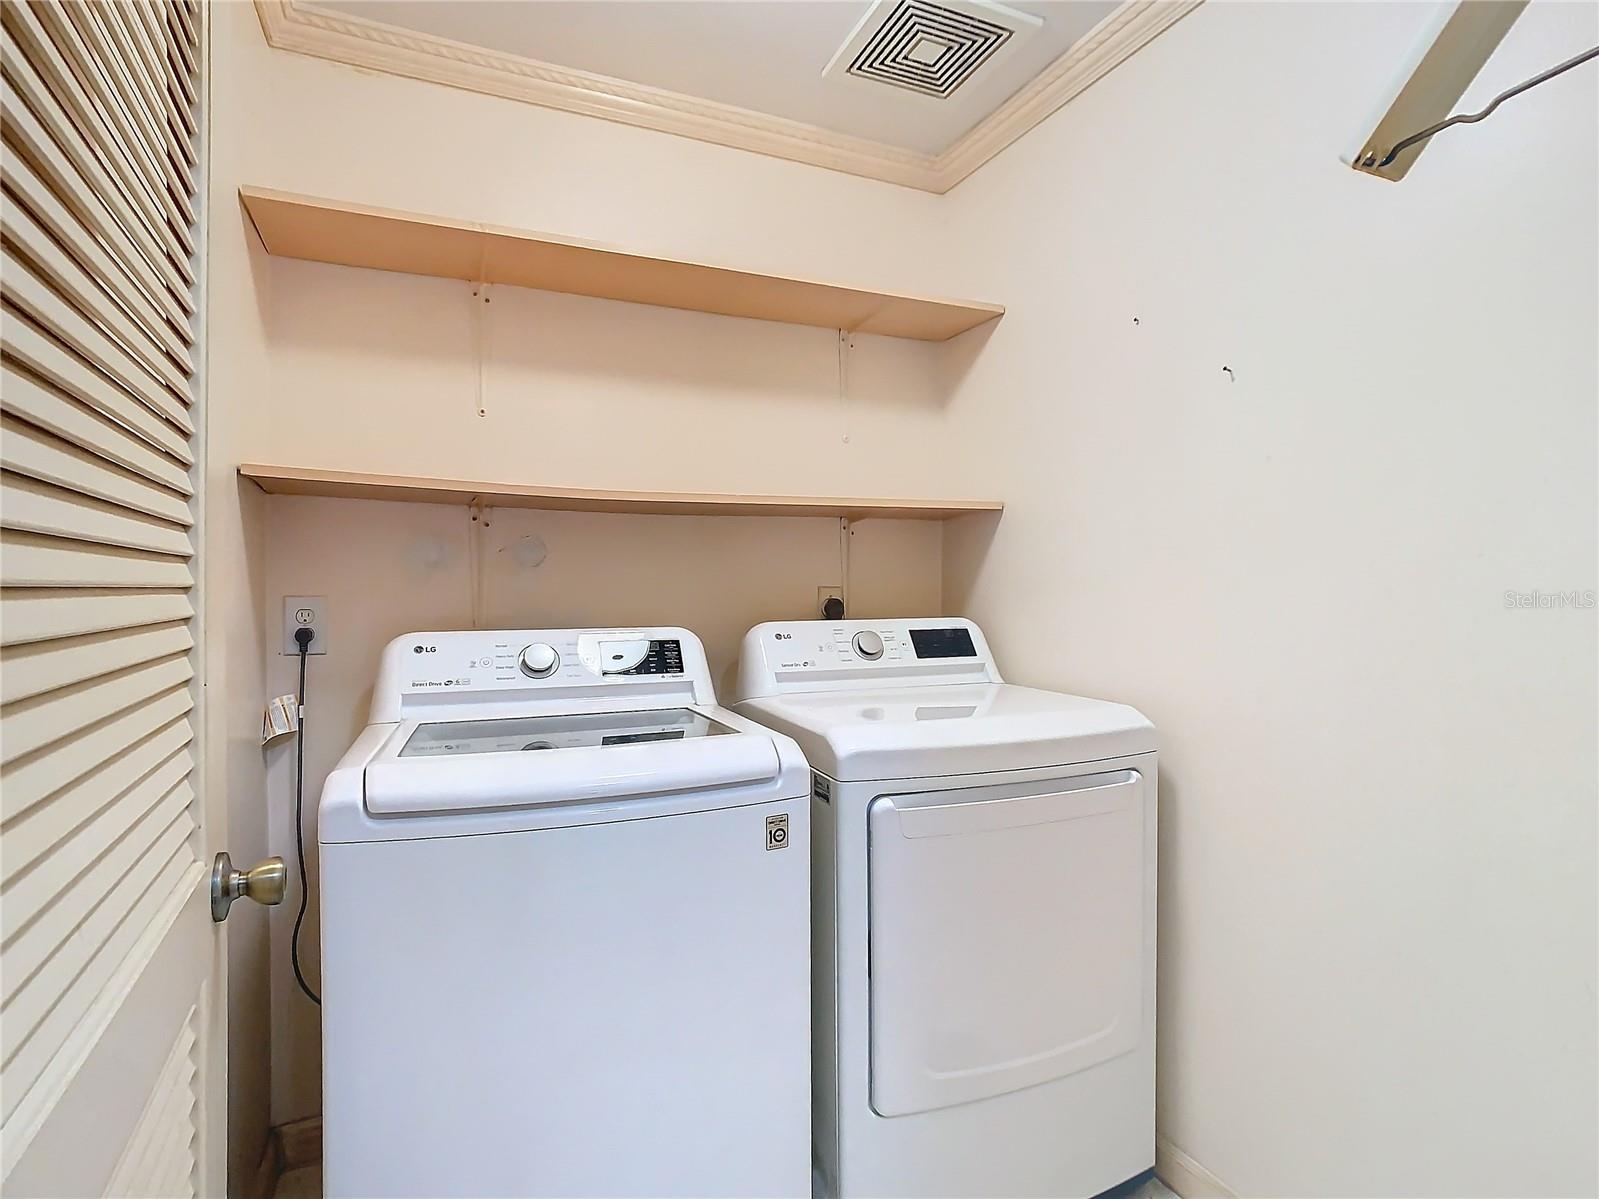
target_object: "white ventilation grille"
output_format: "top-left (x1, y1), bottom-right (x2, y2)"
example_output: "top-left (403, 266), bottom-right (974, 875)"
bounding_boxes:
top-left (825, 0), bottom-right (1042, 100)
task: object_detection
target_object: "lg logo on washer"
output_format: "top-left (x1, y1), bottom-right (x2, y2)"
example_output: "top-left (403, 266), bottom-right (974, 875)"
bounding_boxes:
top-left (412, 644), bottom-right (437, 654)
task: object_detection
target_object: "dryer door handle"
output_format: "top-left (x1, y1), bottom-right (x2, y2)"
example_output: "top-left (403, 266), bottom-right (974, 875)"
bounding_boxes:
top-left (882, 770), bottom-right (1140, 839)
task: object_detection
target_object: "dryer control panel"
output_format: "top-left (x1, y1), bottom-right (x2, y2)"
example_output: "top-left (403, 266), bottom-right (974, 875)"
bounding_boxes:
top-left (369, 627), bottom-right (716, 722)
top-left (735, 619), bottom-right (1002, 701)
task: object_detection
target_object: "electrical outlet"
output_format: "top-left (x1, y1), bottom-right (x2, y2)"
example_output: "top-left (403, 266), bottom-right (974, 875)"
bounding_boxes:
top-left (283, 595), bottom-right (328, 655)
top-left (817, 586), bottom-right (844, 619)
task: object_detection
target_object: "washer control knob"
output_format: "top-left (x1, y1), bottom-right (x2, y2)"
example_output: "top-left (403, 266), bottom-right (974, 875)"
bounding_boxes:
top-left (853, 630), bottom-right (885, 661)
top-left (518, 643), bottom-right (560, 678)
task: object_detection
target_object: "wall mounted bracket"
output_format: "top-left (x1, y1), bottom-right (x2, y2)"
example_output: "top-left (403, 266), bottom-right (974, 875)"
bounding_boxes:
top-left (1348, 0), bottom-right (1527, 181)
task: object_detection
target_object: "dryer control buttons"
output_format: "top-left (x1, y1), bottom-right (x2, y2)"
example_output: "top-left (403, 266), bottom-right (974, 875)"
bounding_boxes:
top-left (853, 630), bottom-right (885, 660)
top-left (518, 643), bottom-right (561, 678)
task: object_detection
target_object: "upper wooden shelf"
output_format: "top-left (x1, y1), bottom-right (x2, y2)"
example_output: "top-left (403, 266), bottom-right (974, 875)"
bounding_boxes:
top-left (239, 464), bottom-right (1003, 522)
top-left (239, 187), bottom-right (1004, 342)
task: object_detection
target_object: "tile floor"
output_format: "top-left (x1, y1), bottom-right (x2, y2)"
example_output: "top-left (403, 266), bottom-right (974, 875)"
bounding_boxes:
top-left (273, 1164), bottom-right (1178, 1199)
top-left (1109, 1170), bottom-right (1181, 1199)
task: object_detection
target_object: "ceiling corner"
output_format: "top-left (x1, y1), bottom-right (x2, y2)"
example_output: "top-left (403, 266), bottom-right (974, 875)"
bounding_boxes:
top-left (252, 0), bottom-right (1202, 196)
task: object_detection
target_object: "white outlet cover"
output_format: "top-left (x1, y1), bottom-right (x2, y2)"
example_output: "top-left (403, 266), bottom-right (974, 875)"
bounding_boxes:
top-left (283, 595), bottom-right (328, 655)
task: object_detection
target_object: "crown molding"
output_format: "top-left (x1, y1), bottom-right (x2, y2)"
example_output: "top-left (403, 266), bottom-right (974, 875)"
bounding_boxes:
top-left (936, 0), bottom-right (1202, 189)
top-left (251, 0), bottom-right (943, 190)
top-left (253, 0), bottom-right (1200, 195)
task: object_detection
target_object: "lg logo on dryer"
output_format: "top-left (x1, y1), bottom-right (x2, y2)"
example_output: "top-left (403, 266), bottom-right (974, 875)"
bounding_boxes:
top-left (413, 645), bottom-right (438, 654)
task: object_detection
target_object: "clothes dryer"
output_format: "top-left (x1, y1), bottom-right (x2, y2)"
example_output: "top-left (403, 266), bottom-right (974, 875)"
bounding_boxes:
top-left (734, 619), bottom-right (1156, 1198)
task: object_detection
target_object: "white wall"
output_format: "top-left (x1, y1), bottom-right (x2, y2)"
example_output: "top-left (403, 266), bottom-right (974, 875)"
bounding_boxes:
top-left (205, 0), bottom-right (963, 1133)
top-left (939, 3), bottom-right (1598, 1196)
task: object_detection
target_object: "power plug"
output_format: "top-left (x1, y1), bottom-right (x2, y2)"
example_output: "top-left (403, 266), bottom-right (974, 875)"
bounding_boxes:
top-left (282, 596), bottom-right (328, 655)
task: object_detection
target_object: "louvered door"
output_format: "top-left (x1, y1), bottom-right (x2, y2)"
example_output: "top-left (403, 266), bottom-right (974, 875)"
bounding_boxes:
top-left (1, 2), bottom-right (220, 1197)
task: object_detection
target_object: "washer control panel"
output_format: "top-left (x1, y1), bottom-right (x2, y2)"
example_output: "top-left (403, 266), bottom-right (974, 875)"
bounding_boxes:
top-left (852, 630), bottom-right (884, 660)
top-left (577, 637), bottom-right (685, 676)
top-left (372, 627), bottom-right (716, 720)
top-left (518, 643), bottom-right (560, 678)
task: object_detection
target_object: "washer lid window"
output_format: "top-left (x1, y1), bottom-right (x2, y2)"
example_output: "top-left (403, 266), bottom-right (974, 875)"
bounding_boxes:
top-left (366, 708), bottom-right (777, 816)
top-left (400, 709), bottom-right (735, 757)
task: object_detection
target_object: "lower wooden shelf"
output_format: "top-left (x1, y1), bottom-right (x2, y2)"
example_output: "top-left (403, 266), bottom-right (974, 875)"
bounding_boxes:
top-left (239, 464), bottom-right (1003, 521)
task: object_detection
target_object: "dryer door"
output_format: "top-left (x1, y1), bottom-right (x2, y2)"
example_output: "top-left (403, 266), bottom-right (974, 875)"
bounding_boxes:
top-left (867, 770), bottom-right (1146, 1117)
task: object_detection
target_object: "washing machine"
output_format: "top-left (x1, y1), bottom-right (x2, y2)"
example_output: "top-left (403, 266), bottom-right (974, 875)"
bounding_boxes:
top-left (319, 627), bottom-right (811, 1198)
top-left (733, 619), bottom-right (1157, 1199)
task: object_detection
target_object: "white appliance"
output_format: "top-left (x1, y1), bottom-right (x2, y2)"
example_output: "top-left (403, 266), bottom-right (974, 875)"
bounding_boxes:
top-left (733, 619), bottom-right (1157, 1198)
top-left (319, 628), bottom-right (811, 1199)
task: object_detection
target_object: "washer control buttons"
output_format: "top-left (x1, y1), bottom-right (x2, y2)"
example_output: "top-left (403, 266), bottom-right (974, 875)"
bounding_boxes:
top-left (852, 630), bottom-right (885, 660)
top-left (518, 643), bottom-right (560, 678)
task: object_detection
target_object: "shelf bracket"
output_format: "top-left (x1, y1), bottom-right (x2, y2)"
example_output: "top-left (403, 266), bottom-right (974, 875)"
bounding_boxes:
top-left (837, 328), bottom-right (853, 445)
top-left (471, 279), bottom-right (492, 418)
top-left (839, 516), bottom-right (852, 612)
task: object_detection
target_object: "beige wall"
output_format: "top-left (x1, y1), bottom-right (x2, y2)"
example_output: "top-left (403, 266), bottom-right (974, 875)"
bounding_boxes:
top-left (211, 0), bottom-right (1598, 1190)
top-left (205, 17), bottom-right (276, 1190)
top-left (254, 256), bottom-right (966, 499)
top-left (205, 0), bottom-right (959, 1135)
top-left (939, 3), bottom-right (1598, 1196)
top-left (259, 497), bottom-right (941, 1117)
top-left (208, 0), bottom-right (968, 505)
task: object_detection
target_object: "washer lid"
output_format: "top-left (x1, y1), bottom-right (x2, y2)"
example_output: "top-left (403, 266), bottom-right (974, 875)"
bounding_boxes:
top-left (737, 683), bottom-right (1154, 780)
top-left (364, 708), bottom-right (780, 815)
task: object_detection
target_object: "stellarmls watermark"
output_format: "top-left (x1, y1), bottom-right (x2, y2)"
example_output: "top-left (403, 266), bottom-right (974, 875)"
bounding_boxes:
top-left (1503, 589), bottom-right (1597, 610)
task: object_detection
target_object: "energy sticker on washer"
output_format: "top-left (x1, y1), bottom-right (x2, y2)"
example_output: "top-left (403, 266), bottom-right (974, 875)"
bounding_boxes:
top-left (766, 813), bottom-right (790, 851)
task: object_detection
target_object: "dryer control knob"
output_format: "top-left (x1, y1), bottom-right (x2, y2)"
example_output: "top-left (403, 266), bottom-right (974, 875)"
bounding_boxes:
top-left (853, 630), bottom-right (885, 661)
top-left (518, 643), bottom-right (560, 678)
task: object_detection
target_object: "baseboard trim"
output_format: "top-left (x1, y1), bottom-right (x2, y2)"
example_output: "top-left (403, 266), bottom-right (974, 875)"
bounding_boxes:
top-left (275, 1115), bottom-right (323, 1172)
top-left (244, 1133), bottom-right (278, 1199)
top-left (257, 1117), bottom-right (1214, 1196)
top-left (247, 1114), bottom-right (323, 1198)
top-left (1156, 1135), bottom-right (1237, 1199)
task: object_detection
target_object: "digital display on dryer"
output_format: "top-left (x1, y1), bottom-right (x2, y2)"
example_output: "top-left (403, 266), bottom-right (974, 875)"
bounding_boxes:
top-left (909, 627), bottom-right (976, 659)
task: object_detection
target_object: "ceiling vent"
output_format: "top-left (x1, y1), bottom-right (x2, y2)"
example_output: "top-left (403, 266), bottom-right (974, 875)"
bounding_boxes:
top-left (824, 0), bottom-right (1043, 100)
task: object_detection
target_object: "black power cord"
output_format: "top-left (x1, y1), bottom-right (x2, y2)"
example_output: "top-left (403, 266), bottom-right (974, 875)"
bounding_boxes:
top-left (291, 626), bottom-right (321, 1006)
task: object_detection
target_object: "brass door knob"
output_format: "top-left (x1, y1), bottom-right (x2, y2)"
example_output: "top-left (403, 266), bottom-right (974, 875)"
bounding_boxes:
top-left (211, 852), bottom-right (288, 922)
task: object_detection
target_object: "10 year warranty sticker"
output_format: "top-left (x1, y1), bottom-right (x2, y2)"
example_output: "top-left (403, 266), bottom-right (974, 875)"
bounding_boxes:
top-left (766, 813), bottom-right (789, 851)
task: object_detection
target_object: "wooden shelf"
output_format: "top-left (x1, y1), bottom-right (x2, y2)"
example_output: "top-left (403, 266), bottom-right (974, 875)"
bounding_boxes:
top-left (239, 465), bottom-right (1004, 521)
top-left (239, 188), bottom-right (1004, 342)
